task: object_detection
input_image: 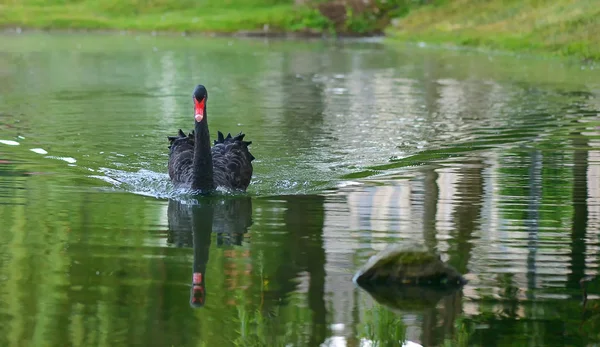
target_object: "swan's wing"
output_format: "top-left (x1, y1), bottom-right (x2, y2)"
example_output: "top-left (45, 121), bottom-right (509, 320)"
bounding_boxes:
top-left (168, 129), bottom-right (195, 184)
top-left (211, 131), bottom-right (255, 191)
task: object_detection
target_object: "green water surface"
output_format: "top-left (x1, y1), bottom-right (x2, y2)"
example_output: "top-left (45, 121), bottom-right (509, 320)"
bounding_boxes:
top-left (0, 33), bottom-right (600, 346)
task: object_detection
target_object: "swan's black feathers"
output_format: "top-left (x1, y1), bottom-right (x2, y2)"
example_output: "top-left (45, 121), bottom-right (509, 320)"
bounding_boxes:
top-left (168, 129), bottom-right (254, 191)
top-left (167, 129), bottom-right (195, 183)
top-left (211, 131), bottom-right (255, 190)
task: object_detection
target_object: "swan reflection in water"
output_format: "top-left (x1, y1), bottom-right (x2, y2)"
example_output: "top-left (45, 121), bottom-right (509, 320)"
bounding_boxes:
top-left (166, 196), bottom-right (253, 307)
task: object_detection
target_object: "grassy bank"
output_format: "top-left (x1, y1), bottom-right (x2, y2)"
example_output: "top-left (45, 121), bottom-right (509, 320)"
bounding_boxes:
top-left (0, 0), bottom-right (333, 34)
top-left (387, 0), bottom-right (600, 60)
top-left (0, 0), bottom-right (598, 60)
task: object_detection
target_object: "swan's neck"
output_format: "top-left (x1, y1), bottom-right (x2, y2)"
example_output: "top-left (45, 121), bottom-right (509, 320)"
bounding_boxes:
top-left (192, 113), bottom-right (214, 193)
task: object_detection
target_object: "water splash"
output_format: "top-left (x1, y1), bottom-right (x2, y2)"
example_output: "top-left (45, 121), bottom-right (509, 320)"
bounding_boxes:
top-left (91, 167), bottom-right (247, 202)
top-left (92, 167), bottom-right (177, 199)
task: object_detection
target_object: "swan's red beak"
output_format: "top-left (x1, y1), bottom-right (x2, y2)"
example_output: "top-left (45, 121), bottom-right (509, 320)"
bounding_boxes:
top-left (194, 98), bottom-right (205, 122)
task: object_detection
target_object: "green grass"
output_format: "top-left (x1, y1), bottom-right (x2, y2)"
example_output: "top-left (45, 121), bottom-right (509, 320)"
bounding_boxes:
top-left (386, 0), bottom-right (600, 60)
top-left (0, 0), bottom-right (598, 60)
top-left (0, 0), bottom-right (333, 33)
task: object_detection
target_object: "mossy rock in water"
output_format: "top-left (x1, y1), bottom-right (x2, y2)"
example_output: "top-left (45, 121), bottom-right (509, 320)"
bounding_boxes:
top-left (353, 242), bottom-right (466, 287)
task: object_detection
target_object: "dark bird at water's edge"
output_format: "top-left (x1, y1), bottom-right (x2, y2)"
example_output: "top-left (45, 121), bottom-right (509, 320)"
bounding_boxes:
top-left (167, 85), bottom-right (255, 193)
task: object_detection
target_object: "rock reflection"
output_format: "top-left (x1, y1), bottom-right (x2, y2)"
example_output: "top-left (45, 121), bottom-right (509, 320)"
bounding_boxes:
top-left (166, 197), bottom-right (253, 307)
top-left (361, 283), bottom-right (462, 314)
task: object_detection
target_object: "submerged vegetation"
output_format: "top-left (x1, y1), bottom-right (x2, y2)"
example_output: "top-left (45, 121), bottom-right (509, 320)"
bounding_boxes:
top-left (0, 0), bottom-right (597, 58)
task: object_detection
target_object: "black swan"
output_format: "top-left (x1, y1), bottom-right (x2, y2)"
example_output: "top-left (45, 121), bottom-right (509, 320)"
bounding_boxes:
top-left (167, 85), bottom-right (255, 193)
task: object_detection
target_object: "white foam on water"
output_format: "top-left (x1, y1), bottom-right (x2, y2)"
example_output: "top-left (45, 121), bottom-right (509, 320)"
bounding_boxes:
top-left (46, 156), bottom-right (77, 164)
top-left (0, 140), bottom-right (19, 146)
top-left (30, 148), bottom-right (48, 154)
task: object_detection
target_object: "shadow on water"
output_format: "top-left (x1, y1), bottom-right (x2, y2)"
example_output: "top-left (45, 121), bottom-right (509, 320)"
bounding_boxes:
top-left (276, 195), bottom-right (328, 346)
top-left (166, 197), bottom-right (253, 307)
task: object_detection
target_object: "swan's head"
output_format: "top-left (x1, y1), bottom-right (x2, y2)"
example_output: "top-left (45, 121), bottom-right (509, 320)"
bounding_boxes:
top-left (193, 85), bottom-right (208, 123)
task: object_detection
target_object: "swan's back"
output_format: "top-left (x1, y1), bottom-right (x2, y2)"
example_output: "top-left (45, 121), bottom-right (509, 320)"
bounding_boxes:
top-left (212, 131), bottom-right (255, 191)
top-left (167, 130), bottom-right (255, 191)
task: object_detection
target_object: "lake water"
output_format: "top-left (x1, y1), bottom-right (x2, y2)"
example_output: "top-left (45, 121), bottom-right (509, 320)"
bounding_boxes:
top-left (0, 32), bottom-right (599, 346)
